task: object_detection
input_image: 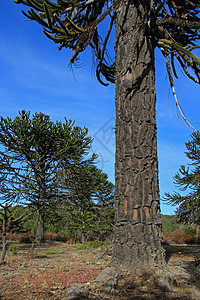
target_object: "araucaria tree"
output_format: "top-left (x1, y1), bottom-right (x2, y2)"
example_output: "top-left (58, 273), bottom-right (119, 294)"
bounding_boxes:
top-left (0, 110), bottom-right (95, 241)
top-left (63, 164), bottom-right (114, 243)
top-left (13, 0), bottom-right (200, 272)
top-left (164, 131), bottom-right (200, 236)
top-left (0, 203), bottom-right (28, 261)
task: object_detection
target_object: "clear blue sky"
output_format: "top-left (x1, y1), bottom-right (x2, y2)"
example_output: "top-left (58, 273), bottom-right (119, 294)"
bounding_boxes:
top-left (1, 1), bottom-right (200, 215)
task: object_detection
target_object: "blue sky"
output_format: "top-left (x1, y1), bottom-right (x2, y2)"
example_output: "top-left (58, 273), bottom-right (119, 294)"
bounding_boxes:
top-left (1, 1), bottom-right (200, 215)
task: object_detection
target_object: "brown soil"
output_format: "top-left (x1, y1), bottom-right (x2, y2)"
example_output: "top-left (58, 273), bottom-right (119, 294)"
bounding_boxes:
top-left (0, 242), bottom-right (200, 300)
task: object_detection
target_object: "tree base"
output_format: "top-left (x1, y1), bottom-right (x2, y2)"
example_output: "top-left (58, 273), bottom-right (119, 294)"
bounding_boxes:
top-left (92, 261), bottom-right (173, 295)
top-left (65, 262), bottom-right (200, 299)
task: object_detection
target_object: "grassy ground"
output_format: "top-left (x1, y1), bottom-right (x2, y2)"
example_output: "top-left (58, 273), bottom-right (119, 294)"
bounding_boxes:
top-left (0, 242), bottom-right (200, 299)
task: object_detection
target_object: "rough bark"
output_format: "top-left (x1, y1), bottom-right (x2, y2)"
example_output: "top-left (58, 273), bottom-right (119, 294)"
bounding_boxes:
top-left (112, 0), bottom-right (165, 273)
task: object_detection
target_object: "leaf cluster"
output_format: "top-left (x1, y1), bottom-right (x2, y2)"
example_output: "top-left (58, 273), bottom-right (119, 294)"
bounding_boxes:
top-left (0, 110), bottom-right (95, 216)
top-left (0, 203), bottom-right (30, 233)
top-left (13, 0), bottom-right (200, 87)
top-left (164, 131), bottom-right (200, 226)
top-left (155, 1), bottom-right (200, 88)
top-left (0, 110), bottom-right (114, 240)
top-left (55, 164), bottom-right (114, 239)
top-left (14, 0), bottom-right (116, 85)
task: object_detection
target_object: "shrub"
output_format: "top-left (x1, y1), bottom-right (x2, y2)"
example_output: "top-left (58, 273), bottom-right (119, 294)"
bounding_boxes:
top-left (87, 240), bottom-right (104, 248)
top-left (184, 226), bottom-right (196, 236)
top-left (162, 234), bottom-right (171, 245)
top-left (19, 232), bottom-right (35, 243)
top-left (37, 253), bottom-right (47, 258)
top-left (6, 232), bottom-right (18, 241)
top-left (44, 231), bottom-right (58, 241)
top-left (76, 240), bottom-right (109, 250)
top-left (8, 245), bottom-right (19, 255)
top-left (163, 228), bottom-right (198, 244)
top-left (171, 229), bottom-right (186, 244)
top-left (44, 231), bottom-right (68, 242)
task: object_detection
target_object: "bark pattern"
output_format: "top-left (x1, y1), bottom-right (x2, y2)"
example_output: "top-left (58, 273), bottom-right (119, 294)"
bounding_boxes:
top-left (112, 0), bottom-right (165, 272)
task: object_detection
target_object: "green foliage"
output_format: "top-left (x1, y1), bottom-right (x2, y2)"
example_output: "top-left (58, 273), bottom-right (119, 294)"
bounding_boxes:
top-left (161, 214), bottom-right (180, 234)
top-left (75, 240), bottom-right (110, 250)
top-left (58, 164), bottom-right (114, 242)
top-left (36, 249), bottom-right (64, 258)
top-left (164, 131), bottom-right (200, 226)
top-left (13, 1), bottom-right (200, 87)
top-left (8, 245), bottom-right (19, 255)
top-left (184, 225), bottom-right (197, 236)
top-left (0, 110), bottom-right (96, 240)
top-left (37, 253), bottom-right (47, 258)
top-left (0, 198), bottom-right (114, 244)
top-left (85, 240), bottom-right (103, 248)
top-left (0, 203), bottom-right (30, 234)
top-left (40, 249), bottom-right (64, 255)
top-left (0, 110), bottom-right (114, 243)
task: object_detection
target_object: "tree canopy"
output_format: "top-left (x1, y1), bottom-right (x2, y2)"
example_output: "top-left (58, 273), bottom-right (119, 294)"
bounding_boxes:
top-left (0, 110), bottom-right (96, 240)
top-left (62, 163), bottom-right (114, 242)
top-left (13, 0), bottom-right (200, 87)
top-left (0, 203), bottom-right (29, 261)
top-left (11, 0), bottom-right (200, 272)
top-left (164, 131), bottom-right (200, 227)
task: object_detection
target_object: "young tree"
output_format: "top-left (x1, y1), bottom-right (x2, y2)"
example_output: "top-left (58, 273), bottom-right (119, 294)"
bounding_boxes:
top-left (0, 110), bottom-right (96, 241)
top-left (63, 164), bottom-right (114, 243)
top-left (12, 0), bottom-right (200, 272)
top-left (164, 131), bottom-right (200, 238)
top-left (0, 203), bottom-right (28, 261)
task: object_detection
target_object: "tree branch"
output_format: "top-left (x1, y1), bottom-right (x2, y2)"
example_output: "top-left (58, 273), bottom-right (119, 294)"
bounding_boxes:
top-left (157, 16), bottom-right (200, 29)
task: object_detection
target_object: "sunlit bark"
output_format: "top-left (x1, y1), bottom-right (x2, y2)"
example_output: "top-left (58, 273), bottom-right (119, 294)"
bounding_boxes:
top-left (112, 1), bottom-right (166, 272)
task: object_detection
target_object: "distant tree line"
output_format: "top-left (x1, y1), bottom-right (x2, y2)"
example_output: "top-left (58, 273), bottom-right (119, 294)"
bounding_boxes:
top-left (1, 111), bottom-right (199, 262)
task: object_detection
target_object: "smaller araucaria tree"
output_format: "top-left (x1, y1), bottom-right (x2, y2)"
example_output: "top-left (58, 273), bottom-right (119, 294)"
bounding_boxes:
top-left (0, 110), bottom-right (96, 241)
top-left (61, 164), bottom-right (114, 243)
top-left (0, 203), bottom-right (28, 261)
top-left (164, 131), bottom-right (200, 237)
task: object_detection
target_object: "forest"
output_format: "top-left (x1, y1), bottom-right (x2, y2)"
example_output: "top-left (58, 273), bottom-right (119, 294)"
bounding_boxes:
top-left (0, 114), bottom-right (200, 299)
top-left (1, 0), bottom-right (200, 298)
top-left (1, 206), bottom-right (199, 244)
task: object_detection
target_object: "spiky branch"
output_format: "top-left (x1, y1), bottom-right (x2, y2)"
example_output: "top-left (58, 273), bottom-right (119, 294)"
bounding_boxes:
top-left (13, 0), bottom-right (200, 88)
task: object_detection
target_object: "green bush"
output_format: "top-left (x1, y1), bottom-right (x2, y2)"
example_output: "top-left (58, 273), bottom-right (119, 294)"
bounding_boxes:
top-left (184, 226), bottom-right (196, 236)
top-left (8, 245), bottom-right (19, 255)
top-left (76, 240), bottom-right (111, 250)
top-left (86, 240), bottom-right (103, 248)
top-left (37, 253), bottom-right (47, 258)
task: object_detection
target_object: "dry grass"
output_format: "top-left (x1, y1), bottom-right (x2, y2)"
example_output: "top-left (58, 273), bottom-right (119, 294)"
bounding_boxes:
top-left (0, 242), bottom-right (199, 299)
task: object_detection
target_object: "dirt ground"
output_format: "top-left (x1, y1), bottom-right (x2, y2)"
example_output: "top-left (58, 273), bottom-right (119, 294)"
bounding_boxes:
top-left (0, 242), bottom-right (200, 300)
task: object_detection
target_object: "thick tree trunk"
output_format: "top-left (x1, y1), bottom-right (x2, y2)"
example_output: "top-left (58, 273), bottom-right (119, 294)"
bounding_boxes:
top-left (36, 210), bottom-right (45, 242)
top-left (112, 1), bottom-right (165, 273)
